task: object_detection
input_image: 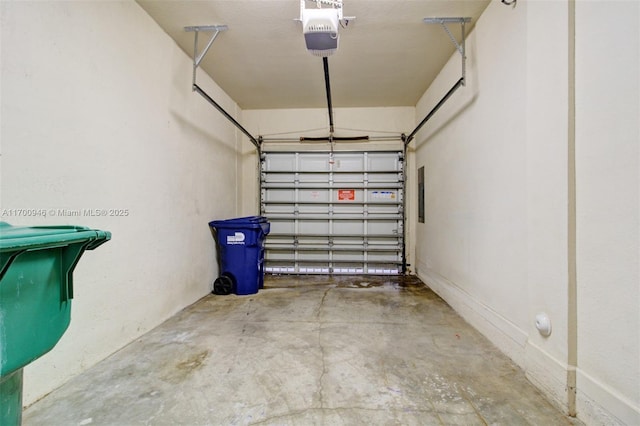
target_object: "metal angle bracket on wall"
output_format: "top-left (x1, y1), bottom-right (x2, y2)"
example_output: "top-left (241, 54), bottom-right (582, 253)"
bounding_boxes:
top-left (184, 24), bottom-right (261, 150)
top-left (402, 17), bottom-right (472, 146)
top-left (423, 17), bottom-right (471, 86)
top-left (184, 25), bottom-right (228, 88)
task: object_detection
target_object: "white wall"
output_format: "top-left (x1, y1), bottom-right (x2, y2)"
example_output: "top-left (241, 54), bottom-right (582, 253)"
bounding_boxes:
top-left (523, 0), bottom-right (571, 408)
top-left (0, 1), bottom-right (241, 405)
top-left (414, 0), bottom-right (537, 377)
top-left (575, 2), bottom-right (640, 425)
top-left (413, 0), bottom-right (639, 424)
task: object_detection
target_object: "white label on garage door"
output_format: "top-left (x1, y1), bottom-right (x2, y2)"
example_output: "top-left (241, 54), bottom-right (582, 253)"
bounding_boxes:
top-left (372, 191), bottom-right (396, 199)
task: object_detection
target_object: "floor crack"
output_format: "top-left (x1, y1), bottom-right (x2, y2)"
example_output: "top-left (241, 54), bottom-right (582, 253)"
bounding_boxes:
top-left (315, 286), bottom-right (331, 319)
top-left (316, 287), bottom-right (331, 409)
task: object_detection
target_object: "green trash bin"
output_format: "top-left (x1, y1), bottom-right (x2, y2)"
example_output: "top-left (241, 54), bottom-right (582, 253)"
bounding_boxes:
top-left (0, 222), bottom-right (111, 425)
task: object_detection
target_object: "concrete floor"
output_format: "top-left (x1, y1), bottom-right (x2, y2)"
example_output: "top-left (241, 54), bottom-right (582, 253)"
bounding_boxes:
top-left (24, 275), bottom-right (581, 425)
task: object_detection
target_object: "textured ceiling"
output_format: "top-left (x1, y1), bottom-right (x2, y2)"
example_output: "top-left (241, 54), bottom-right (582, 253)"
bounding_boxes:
top-left (137, 0), bottom-right (490, 110)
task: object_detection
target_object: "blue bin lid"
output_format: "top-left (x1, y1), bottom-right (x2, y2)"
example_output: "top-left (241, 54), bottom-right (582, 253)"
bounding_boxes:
top-left (209, 216), bottom-right (269, 234)
top-left (214, 216), bottom-right (267, 223)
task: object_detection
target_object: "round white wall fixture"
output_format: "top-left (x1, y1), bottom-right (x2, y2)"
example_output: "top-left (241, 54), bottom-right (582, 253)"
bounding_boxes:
top-left (535, 312), bottom-right (552, 337)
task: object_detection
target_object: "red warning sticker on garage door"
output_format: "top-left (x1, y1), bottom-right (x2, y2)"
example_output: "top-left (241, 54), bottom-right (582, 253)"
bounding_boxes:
top-left (338, 189), bottom-right (355, 201)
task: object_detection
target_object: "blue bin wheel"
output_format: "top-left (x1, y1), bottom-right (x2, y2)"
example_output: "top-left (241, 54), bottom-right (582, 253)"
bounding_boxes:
top-left (213, 273), bottom-right (235, 295)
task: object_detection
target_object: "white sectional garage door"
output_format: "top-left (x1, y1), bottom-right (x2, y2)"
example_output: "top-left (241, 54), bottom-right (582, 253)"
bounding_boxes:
top-left (261, 150), bottom-right (405, 275)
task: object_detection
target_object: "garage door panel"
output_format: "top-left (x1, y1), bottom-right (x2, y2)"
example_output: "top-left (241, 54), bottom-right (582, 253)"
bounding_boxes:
top-left (369, 174), bottom-right (402, 183)
top-left (263, 204), bottom-right (295, 215)
top-left (368, 153), bottom-right (401, 170)
top-left (299, 190), bottom-right (330, 202)
top-left (332, 251), bottom-right (365, 261)
top-left (301, 173), bottom-right (329, 183)
top-left (261, 150), bottom-right (405, 275)
top-left (333, 154), bottom-right (364, 171)
top-left (367, 220), bottom-right (401, 235)
top-left (268, 250), bottom-right (295, 261)
top-left (333, 204), bottom-right (365, 215)
top-left (298, 251), bottom-right (330, 261)
top-left (264, 173), bottom-right (296, 183)
top-left (331, 221), bottom-right (363, 234)
top-left (299, 154), bottom-right (330, 171)
top-left (265, 154), bottom-right (296, 171)
top-left (264, 189), bottom-right (294, 202)
top-left (366, 204), bottom-right (401, 215)
top-left (269, 221), bottom-right (295, 235)
top-left (299, 220), bottom-right (329, 234)
top-left (297, 206), bottom-right (331, 214)
top-left (367, 251), bottom-right (401, 262)
top-left (333, 173), bottom-right (366, 183)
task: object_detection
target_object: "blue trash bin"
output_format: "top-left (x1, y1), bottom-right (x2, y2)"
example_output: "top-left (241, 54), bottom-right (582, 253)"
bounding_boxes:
top-left (209, 216), bottom-right (270, 295)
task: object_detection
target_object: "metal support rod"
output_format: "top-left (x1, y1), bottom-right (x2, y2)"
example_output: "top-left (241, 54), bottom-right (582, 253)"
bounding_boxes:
top-left (402, 144), bottom-right (407, 274)
top-left (193, 84), bottom-right (261, 149)
top-left (261, 135), bottom-right (402, 143)
top-left (192, 31), bottom-right (198, 88)
top-left (461, 20), bottom-right (466, 86)
top-left (300, 136), bottom-right (368, 142)
top-left (322, 57), bottom-right (335, 134)
top-left (441, 22), bottom-right (464, 56)
top-left (196, 30), bottom-right (222, 67)
top-left (403, 77), bottom-right (464, 145)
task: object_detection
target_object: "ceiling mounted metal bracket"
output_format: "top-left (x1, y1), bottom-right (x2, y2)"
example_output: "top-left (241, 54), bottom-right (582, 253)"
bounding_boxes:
top-left (184, 25), bottom-right (228, 88)
top-left (423, 17), bottom-right (471, 86)
top-left (403, 17), bottom-right (472, 146)
top-left (184, 24), bottom-right (261, 150)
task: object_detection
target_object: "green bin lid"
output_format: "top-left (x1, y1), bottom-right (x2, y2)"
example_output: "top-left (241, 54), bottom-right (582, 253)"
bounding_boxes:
top-left (0, 222), bottom-right (111, 253)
